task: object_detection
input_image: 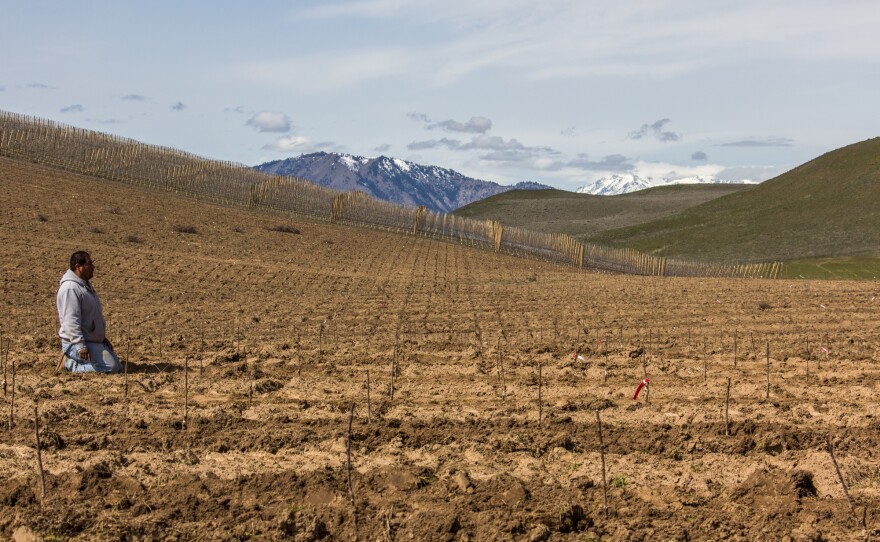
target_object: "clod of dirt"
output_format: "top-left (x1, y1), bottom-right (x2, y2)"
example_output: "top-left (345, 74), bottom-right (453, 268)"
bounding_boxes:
top-left (584, 398), bottom-right (616, 410)
top-left (526, 524), bottom-right (551, 542)
top-left (254, 378), bottom-right (284, 394)
top-left (0, 481), bottom-right (36, 507)
top-left (216, 352), bottom-right (244, 363)
top-left (787, 470), bottom-right (817, 499)
top-left (731, 465), bottom-right (817, 521)
top-left (40, 428), bottom-right (66, 449)
top-left (401, 510), bottom-right (461, 539)
top-left (12, 526), bottom-right (41, 542)
top-left (75, 461), bottom-right (114, 494)
top-left (548, 431), bottom-right (576, 451)
top-left (556, 504), bottom-right (591, 533)
top-left (490, 476), bottom-right (529, 506)
top-left (383, 467), bottom-right (421, 492)
top-left (451, 470), bottom-right (473, 493)
top-left (279, 508), bottom-right (329, 540)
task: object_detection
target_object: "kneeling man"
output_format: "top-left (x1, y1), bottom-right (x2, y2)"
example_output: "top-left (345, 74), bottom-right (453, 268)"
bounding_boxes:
top-left (57, 251), bottom-right (122, 373)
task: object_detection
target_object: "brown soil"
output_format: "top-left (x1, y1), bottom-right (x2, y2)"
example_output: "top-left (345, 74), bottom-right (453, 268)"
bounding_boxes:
top-left (1, 156), bottom-right (879, 541)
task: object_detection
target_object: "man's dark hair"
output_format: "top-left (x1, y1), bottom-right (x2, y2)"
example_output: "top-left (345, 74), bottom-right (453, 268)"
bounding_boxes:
top-left (70, 251), bottom-right (91, 271)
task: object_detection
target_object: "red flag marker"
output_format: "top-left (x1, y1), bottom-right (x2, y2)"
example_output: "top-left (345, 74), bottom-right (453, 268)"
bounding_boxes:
top-left (633, 378), bottom-right (649, 400)
top-left (571, 352), bottom-right (587, 363)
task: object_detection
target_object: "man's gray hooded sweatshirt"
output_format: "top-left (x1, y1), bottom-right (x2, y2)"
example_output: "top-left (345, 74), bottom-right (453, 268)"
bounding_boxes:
top-left (57, 269), bottom-right (106, 346)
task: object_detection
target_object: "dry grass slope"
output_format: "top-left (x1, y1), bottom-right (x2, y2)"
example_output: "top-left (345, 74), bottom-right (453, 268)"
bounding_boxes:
top-left (454, 185), bottom-right (750, 240)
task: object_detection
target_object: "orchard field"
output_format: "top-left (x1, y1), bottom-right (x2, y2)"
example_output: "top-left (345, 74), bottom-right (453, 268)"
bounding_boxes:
top-left (1, 157), bottom-right (879, 541)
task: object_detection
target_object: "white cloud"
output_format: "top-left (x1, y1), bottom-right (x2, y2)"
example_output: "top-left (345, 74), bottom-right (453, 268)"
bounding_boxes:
top-left (428, 116), bottom-right (493, 134)
top-left (263, 135), bottom-right (312, 152)
top-left (247, 111), bottom-right (292, 133)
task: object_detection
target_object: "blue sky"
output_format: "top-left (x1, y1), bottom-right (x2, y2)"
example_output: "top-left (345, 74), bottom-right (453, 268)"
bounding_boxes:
top-left (2, 0), bottom-right (878, 190)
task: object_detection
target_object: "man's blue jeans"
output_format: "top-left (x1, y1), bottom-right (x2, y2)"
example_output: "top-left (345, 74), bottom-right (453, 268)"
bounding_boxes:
top-left (61, 341), bottom-right (122, 373)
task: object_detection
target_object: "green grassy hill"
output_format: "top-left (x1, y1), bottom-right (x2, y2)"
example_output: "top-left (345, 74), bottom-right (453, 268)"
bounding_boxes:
top-left (453, 184), bottom-right (749, 241)
top-left (591, 137), bottom-right (880, 262)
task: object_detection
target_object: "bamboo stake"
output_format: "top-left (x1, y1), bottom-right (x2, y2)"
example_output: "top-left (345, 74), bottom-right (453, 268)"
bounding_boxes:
top-left (724, 378), bottom-right (731, 436)
top-left (642, 355), bottom-right (649, 404)
top-left (366, 370), bottom-right (372, 424)
top-left (2, 338), bottom-right (7, 398)
top-left (124, 335), bottom-right (130, 397)
top-left (750, 331), bottom-right (756, 361)
top-left (596, 410), bottom-right (608, 519)
top-left (826, 435), bottom-right (865, 529)
top-left (296, 332), bottom-right (302, 377)
top-left (199, 323), bottom-right (205, 377)
top-left (183, 356), bottom-right (189, 431)
top-left (805, 335), bottom-right (810, 377)
top-left (733, 330), bottom-right (738, 369)
top-left (765, 342), bottom-right (771, 400)
top-left (8, 356), bottom-right (15, 430)
top-left (603, 339), bottom-right (609, 384)
top-left (537, 362), bottom-right (543, 425)
top-left (346, 403), bottom-right (355, 503)
top-left (498, 338), bottom-right (506, 401)
top-left (248, 367), bottom-right (253, 407)
top-left (390, 351), bottom-right (395, 402)
top-left (687, 327), bottom-right (691, 357)
top-left (34, 405), bottom-right (46, 500)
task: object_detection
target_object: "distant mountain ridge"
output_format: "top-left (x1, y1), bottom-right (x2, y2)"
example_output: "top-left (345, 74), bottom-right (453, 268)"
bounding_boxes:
top-left (255, 152), bottom-right (550, 212)
top-left (577, 173), bottom-right (755, 195)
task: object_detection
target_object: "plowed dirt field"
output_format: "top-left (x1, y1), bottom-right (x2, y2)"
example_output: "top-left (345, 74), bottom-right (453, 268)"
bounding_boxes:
top-left (1, 157), bottom-right (879, 541)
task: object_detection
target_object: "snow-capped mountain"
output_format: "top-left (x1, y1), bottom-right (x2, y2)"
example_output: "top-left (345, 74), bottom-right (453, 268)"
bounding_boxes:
top-left (576, 174), bottom-right (755, 196)
top-left (255, 152), bottom-right (550, 212)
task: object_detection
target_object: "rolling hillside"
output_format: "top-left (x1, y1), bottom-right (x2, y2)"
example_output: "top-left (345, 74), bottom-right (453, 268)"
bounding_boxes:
top-left (591, 138), bottom-right (880, 262)
top-left (454, 184), bottom-right (750, 241)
